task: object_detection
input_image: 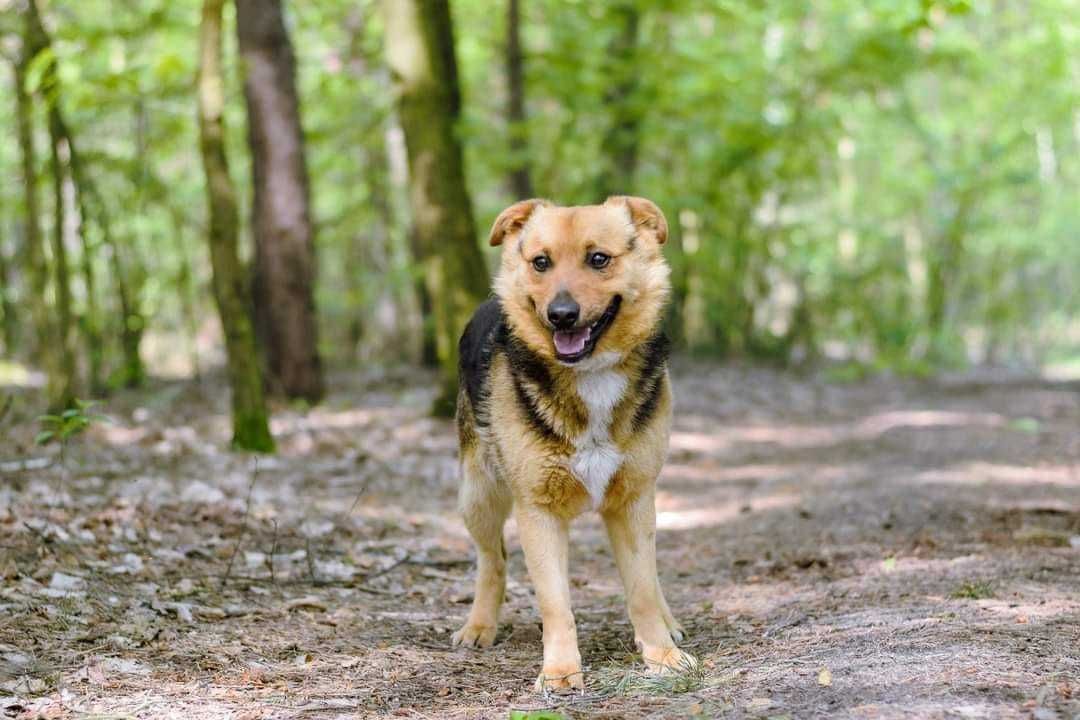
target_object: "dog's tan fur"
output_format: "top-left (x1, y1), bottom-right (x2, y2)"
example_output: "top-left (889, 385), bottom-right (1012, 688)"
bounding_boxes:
top-left (453, 197), bottom-right (694, 690)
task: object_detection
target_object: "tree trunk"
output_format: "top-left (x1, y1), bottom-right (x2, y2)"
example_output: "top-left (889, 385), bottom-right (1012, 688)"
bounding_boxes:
top-left (505, 0), bottom-right (533, 198)
top-left (235, 0), bottom-right (324, 404)
top-left (925, 192), bottom-right (973, 362)
top-left (45, 111), bottom-right (79, 408)
top-left (595, 3), bottom-right (641, 199)
top-left (170, 209), bottom-right (202, 380)
top-left (198, 0), bottom-right (275, 452)
top-left (0, 234), bottom-right (16, 356)
top-left (72, 166), bottom-right (104, 394)
top-left (25, 0), bottom-right (142, 393)
top-left (13, 8), bottom-right (53, 379)
top-left (25, 0), bottom-right (79, 408)
top-left (383, 0), bottom-right (490, 416)
top-left (50, 108), bottom-right (145, 390)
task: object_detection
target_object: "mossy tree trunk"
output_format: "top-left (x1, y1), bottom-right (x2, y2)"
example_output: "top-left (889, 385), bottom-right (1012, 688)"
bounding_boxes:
top-left (45, 111), bottom-right (78, 409)
top-left (383, 0), bottom-right (490, 416)
top-left (236, 0), bottom-right (324, 404)
top-left (197, 0), bottom-right (275, 452)
top-left (0, 229), bottom-right (16, 356)
top-left (20, 0), bottom-right (79, 408)
top-left (13, 4), bottom-right (56, 394)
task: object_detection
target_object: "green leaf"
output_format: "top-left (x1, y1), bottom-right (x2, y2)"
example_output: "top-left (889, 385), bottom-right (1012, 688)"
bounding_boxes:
top-left (24, 47), bottom-right (57, 94)
top-left (34, 430), bottom-right (55, 445)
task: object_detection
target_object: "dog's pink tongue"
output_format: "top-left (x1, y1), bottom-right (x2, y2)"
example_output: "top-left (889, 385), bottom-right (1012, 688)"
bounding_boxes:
top-left (553, 327), bottom-right (590, 356)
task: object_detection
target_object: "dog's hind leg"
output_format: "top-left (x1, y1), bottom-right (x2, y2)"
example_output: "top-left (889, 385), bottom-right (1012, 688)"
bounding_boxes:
top-left (602, 489), bottom-right (695, 674)
top-left (452, 451), bottom-right (512, 648)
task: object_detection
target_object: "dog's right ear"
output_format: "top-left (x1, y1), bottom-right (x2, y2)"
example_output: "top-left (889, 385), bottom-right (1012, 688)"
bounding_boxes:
top-left (489, 198), bottom-right (549, 246)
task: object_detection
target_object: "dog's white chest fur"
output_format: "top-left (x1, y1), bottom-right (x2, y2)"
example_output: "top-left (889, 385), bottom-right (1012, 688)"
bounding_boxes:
top-left (570, 355), bottom-right (627, 508)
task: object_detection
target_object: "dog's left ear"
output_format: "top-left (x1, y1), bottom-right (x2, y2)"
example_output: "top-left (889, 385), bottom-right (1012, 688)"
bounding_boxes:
top-left (606, 196), bottom-right (668, 245)
top-left (489, 198), bottom-right (550, 246)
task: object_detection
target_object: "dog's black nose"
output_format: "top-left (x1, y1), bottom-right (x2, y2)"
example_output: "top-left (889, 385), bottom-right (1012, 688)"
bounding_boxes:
top-left (547, 292), bottom-right (580, 329)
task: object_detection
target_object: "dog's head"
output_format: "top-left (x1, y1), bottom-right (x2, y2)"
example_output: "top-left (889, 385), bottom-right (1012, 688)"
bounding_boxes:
top-left (491, 196), bottom-right (670, 366)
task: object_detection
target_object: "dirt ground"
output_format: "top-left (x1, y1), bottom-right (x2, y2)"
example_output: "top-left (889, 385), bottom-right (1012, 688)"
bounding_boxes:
top-left (1, 363), bottom-right (1078, 720)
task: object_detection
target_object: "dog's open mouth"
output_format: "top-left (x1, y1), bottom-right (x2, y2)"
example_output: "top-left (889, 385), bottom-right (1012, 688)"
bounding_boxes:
top-left (552, 295), bottom-right (621, 363)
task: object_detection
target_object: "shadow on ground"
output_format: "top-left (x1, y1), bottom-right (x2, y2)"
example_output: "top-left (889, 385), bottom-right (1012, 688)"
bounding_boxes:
top-left (1, 363), bottom-right (1078, 719)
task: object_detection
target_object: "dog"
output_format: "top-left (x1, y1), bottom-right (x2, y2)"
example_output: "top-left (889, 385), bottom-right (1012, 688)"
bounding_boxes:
top-left (452, 196), bottom-right (695, 690)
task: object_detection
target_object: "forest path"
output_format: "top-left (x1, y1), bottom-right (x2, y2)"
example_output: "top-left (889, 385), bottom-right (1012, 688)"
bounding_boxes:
top-left (2, 364), bottom-right (1078, 719)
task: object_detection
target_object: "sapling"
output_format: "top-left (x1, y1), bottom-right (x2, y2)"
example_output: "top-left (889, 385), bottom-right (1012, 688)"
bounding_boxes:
top-left (35, 399), bottom-right (106, 470)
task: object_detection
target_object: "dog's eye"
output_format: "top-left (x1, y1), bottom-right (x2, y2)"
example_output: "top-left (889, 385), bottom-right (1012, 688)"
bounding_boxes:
top-left (587, 252), bottom-right (611, 269)
top-left (531, 255), bottom-right (551, 272)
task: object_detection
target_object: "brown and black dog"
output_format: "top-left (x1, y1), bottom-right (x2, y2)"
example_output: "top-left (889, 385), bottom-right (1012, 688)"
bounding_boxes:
top-left (453, 196), bottom-right (695, 690)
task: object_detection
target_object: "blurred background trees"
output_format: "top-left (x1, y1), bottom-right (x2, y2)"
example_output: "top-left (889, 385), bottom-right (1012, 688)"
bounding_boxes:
top-left (0, 0), bottom-right (1077, 444)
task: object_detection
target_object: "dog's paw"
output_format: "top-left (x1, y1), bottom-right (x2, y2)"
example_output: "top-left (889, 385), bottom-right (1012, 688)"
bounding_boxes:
top-left (642, 645), bottom-right (697, 675)
top-left (451, 623), bottom-right (497, 648)
top-left (534, 662), bottom-right (585, 692)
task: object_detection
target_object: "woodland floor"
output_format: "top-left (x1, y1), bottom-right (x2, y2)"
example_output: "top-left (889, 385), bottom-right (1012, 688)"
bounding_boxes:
top-left (1, 362), bottom-right (1079, 720)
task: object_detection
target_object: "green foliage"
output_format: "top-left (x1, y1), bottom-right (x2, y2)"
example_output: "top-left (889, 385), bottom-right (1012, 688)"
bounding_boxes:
top-left (35, 399), bottom-right (105, 446)
top-left (1, 0), bottom-right (1077, 386)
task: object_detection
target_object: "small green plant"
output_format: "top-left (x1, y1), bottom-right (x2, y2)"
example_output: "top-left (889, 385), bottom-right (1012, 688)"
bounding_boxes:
top-left (36, 399), bottom-right (106, 466)
top-left (509, 712), bottom-right (570, 720)
top-left (951, 581), bottom-right (994, 600)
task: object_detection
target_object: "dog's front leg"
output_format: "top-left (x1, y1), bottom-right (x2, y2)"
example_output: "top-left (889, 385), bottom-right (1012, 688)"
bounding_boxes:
top-left (516, 506), bottom-right (583, 691)
top-left (603, 489), bottom-right (696, 674)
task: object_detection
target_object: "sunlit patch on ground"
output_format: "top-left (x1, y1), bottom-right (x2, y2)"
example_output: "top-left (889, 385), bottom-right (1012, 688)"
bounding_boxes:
top-left (1, 365), bottom-right (1078, 719)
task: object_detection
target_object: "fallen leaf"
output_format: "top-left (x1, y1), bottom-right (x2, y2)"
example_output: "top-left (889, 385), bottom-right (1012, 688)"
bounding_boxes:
top-left (818, 667), bottom-right (833, 687)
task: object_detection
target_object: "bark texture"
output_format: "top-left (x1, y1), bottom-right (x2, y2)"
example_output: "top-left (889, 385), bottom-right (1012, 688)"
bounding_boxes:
top-left (198, 0), bottom-right (275, 452)
top-left (20, 0), bottom-right (79, 408)
top-left (13, 9), bottom-right (50, 366)
top-left (0, 230), bottom-right (16, 355)
top-left (506, 0), bottom-right (533, 198)
top-left (383, 0), bottom-right (490, 416)
top-left (45, 110), bottom-right (78, 409)
top-left (236, 0), bottom-right (323, 403)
